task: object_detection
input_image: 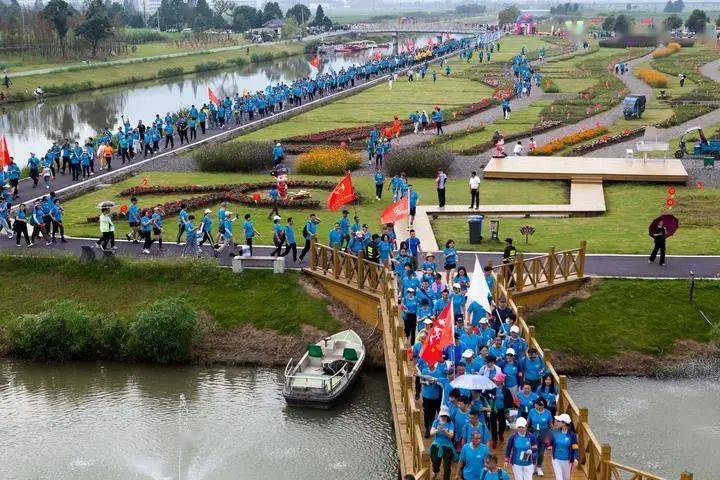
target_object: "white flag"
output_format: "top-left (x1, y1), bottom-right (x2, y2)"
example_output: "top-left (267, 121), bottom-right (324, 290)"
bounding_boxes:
top-left (467, 256), bottom-right (492, 319)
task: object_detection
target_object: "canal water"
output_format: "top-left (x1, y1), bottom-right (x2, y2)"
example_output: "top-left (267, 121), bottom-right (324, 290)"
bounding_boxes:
top-left (570, 376), bottom-right (718, 480)
top-left (0, 360), bottom-right (397, 480)
top-left (0, 35), bottom-right (441, 165)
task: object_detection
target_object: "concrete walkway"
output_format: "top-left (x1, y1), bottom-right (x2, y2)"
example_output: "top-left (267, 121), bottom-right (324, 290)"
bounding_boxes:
top-left (0, 236), bottom-right (717, 279)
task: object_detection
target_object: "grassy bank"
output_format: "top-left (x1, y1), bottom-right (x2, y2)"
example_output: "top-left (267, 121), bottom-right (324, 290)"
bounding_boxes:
top-left (529, 279), bottom-right (720, 359)
top-left (0, 255), bottom-right (337, 334)
top-left (3, 42), bottom-right (304, 103)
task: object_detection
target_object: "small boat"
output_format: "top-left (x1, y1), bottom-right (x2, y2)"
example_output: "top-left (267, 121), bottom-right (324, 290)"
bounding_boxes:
top-left (283, 329), bottom-right (365, 408)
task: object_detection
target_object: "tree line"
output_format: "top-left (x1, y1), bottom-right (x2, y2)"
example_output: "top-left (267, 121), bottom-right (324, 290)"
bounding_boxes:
top-left (603, 9), bottom-right (711, 34)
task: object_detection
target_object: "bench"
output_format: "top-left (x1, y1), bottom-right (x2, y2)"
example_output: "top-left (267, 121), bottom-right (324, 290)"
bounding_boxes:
top-left (232, 255), bottom-right (285, 273)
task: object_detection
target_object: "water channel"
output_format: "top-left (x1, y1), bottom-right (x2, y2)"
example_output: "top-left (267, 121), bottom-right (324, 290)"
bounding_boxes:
top-left (0, 36), bottom-right (442, 165)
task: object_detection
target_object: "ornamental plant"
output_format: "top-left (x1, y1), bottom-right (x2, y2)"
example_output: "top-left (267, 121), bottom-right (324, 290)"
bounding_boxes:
top-left (651, 42), bottom-right (681, 59)
top-left (295, 146), bottom-right (361, 175)
top-left (636, 67), bottom-right (669, 88)
top-left (530, 126), bottom-right (609, 156)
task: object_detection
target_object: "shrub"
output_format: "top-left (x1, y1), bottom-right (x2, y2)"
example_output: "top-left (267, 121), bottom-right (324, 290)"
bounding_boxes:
top-left (125, 298), bottom-right (199, 364)
top-left (95, 315), bottom-right (129, 360)
top-left (226, 57), bottom-right (249, 67)
top-left (250, 52), bottom-right (274, 63)
top-left (195, 61), bottom-right (225, 72)
top-left (194, 141), bottom-right (273, 172)
top-left (119, 28), bottom-right (169, 44)
top-left (158, 66), bottom-right (185, 77)
top-left (6, 300), bottom-right (97, 361)
top-left (531, 126), bottom-right (609, 156)
top-left (636, 67), bottom-right (668, 88)
top-left (654, 104), bottom-right (715, 128)
top-left (385, 147), bottom-right (454, 177)
top-left (296, 147), bottom-right (361, 175)
top-left (652, 42), bottom-right (681, 58)
top-left (541, 78), bottom-right (559, 93)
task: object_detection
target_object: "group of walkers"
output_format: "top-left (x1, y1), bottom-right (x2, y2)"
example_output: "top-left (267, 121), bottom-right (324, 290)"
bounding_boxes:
top-left (0, 189), bottom-right (66, 247)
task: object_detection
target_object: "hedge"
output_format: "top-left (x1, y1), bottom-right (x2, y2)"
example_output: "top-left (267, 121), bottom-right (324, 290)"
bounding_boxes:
top-left (636, 67), bottom-right (668, 88)
top-left (385, 147), bottom-right (454, 177)
top-left (194, 141), bottom-right (274, 172)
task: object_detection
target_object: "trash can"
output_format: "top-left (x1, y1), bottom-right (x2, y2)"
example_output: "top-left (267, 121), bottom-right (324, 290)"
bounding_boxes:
top-left (468, 215), bottom-right (484, 244)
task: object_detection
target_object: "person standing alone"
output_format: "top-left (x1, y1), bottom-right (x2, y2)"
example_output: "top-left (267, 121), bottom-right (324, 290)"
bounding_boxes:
top-left (469, 171), bottom-right (480, 210)
top-left (649, 219), bottom-right (667, 266)
top-left (435, 168), bottom-right (447, 208)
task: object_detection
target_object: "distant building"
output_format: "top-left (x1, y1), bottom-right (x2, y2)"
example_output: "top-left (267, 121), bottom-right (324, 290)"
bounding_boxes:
top-left (515, 13), bottom-right (537, 35)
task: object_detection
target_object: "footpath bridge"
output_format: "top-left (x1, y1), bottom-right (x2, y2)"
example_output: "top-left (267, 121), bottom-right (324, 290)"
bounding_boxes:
top-left (350, 23), bottom-right (488, 35)
top-left (303, 240), bottom-right (695, 480)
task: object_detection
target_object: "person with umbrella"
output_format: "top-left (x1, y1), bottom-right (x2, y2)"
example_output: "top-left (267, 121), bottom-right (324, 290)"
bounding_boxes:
top-left (96, 204), bottom-right (116, 251)
top-left (648, 216), bottom-right (677, 266)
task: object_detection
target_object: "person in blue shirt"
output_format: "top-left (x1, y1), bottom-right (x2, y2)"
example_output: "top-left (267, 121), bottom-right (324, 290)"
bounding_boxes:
top-left (176, 204), bottom-right (189, 243)
top-left (379, 233), bottom-right (393, 266)
top-left (504, 416), bottom-right (538, 480)
top-left (517, 382), bottom-right (539, 419)
top-left (433, 288), bottom-right (450, 316)
top-left (7, 159), bottom-right (21, 199)
top-left (458, 430), bottom-right (491, 480)
top-left (374, 169), bottom-right (385, 200)
top-left (401, 287), bottom-right (419, 345)
top-left (198, 209), bottom-right (214, 248)
top-left (181, 214), bottom-right (201, 256)
top-left (501, 348), bottom-right (520, 395)
top-left (527, 398), bottom-right (553, 477)
top-left (328, 222), bottom-right (343, 249)
top-left (50, 198), bottom-right (65, 243)
top-left (429, 405), bottom-right (455, 480)
top-left (281, 217), bottom-right (298, 262)
top-left (536, 374), bottom-right (558, 416)
top-left (268, 215), bottom-right (286, 257)
top-left (520, 348), bottom-right (546, 390)
top-left (272, 142), bottom-right (285, 166)
top-left (214, 211), bottom-right (237, 257)
top-left (139, 209), bottom-right (154, 253)
top-left (407, 186), bottom-right (419, 226)
top-left (406, 228), bottom-right (422, 270)
top-left (346, 231), bottom-right (365, 255)
top-left (480, 454), bottom-right (510, 480)
top-left (298, 213), bottom-right (320, 262)
top-left (27, 153), bottom-right (40, 188)
top-left (548, 413), bottom-right (579, 480)
top-left (12, 204), bottom-right (31, 246)
top-left (163, 122), bottom-right (174, 149)
top-left (242, 213), bottom-right (261, 256)
top-left (442, 239), bottom-right (457, 284)
top-left (418, 361), bottom-right (445, 436)
top-left (454, 266), bottom-right (471, 294)
top-left (267, 185), bottom-right (280, 220)
top-left (450, 282), bottom-right (466, 322)
top-left (125, 197), bottom-right (141, 242)
top-left (338, 210), bottom-right (351, 248)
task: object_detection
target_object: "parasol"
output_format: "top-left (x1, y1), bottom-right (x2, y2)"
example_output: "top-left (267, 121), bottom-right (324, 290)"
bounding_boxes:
top-left (97, 201), bottom-right (116, 209)
top-left (450, 374), bottom-right (496, 391)
top-left (649, 214), bottom-right (679, 237)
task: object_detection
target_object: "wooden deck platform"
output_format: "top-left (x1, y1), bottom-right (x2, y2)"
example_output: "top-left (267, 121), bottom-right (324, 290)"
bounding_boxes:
top-left (484, 156), bottom-right (688, 182)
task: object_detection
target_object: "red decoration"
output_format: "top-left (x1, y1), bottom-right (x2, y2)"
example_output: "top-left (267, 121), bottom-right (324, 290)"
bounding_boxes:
top-left (340, 141), bottom-right (347, 147)
top-left (208, 88), bottom-right (221, 106)
top-left (119, 205), bottom-right (128, 214)
top-left (0, 135), bottom-right (11, 168)
top-left (697, 181), bottom-right (703, 189)
top-left (667, 186), bottom-right (676, 195)
top-left (419, 303), bottom-right (454, 366)
top-left (327, 174), bottom-right (356, 211)
top-left (380, 194), bottom-right (410, 224)
top-left (666, 198), bottom-right (675, 207)
top-left (142, 178), bottom-right (149, 186)
top-left (251, 193), bottom-right (261, 203)
top-left (310, 55), bottom-right (320, 69)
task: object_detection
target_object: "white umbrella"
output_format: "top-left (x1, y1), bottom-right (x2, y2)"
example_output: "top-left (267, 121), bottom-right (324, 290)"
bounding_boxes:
top-left (97, 201), bottom-right (115, 209)
top-left (450, 374), bottom-right (496, 391)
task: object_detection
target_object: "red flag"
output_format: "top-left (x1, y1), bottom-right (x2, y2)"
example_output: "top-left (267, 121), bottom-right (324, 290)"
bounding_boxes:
top-left (208, 88), bottom-right (221, 106)
top-left (380, 194), bottom-right (409, 224)
top-left (327, 174), bottom-right (355, 211)
top-left (310, 55), bottom-right (320, 69)
top-left (419, 303), bottom-right (454, 366)
top-left (0, 135), bottom-right (11, 168)
top-left (374, 51), bottom-right (382, 61)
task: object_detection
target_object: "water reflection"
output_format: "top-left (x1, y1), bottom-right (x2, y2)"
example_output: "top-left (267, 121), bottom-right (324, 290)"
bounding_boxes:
top-left (1, 35), bottom-right (446, 165)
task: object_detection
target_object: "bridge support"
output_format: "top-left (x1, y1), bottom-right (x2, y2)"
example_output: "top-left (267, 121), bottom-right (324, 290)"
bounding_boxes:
top-left (393, 31), bottom-right (399, 53)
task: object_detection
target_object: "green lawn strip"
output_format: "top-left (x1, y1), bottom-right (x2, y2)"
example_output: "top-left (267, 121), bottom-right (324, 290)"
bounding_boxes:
top-left (651, 44), bottom-right (720, 101)
top-left (6, 43), bottom-right (304, 102)
top-left (529, 279), bottom-right (719, 358)
top-left (0, 255), bottom-right (338, 333)
top-left (431, 182), bottom-right (720, 254)
top-left (61, 172), bottom-right (566, 240)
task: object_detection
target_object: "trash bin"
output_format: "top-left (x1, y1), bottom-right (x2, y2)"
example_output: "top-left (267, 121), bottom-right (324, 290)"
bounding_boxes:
top-left (468, 215), bottom-right (484, 244)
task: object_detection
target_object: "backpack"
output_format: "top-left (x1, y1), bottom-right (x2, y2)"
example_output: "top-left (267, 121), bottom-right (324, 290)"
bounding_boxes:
top-left (481, 469), bottom-right (508, 480)
top-left (302, 224), bottom-right (308, 239)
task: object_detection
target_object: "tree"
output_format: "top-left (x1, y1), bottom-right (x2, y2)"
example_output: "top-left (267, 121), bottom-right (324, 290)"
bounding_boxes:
top-left (612, 14), bottom-right (633, 35)
top-left (662, 13), bottom-right (683, 30)
top-left (232, 5), bottom-right (260, 32)
top-left (602, 15), bottom-right (615, 31)
top-left (498, 5), bottom-right (520, 26)
top-left (664, 0), bottom-right (684, 13)
top-left (282, 17), bottom-right (299, 38)
top-left (262, 1), bottom-right (283, 22)
top-left (310, 4), bottom-right (326, 27)
top-left (212, 0), bottom-right (233, 19)
top-left (686, 9), bottom-right (709, 33)
top-left (75, 0), bottom-right (113, 57)
top-left (43, 0), bottom-right (73, 57)
top-left (193, 0), bottom-right (212, 31)
top-left (286, 3), bottom-right (310, 25)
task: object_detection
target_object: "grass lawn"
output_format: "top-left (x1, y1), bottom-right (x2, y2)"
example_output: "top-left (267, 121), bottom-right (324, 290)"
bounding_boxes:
top-left (0, 254), bottom-right (338, 333)
top-left (529, 279), bottom-right (720, 358)
top-left (60, 172), bottom-right (567, 240)
top-left (237, 36), bottom-right (557, 143)
top-left (6, 43), bottom-right (304, 102)
top-left (432, 182), bottom-right (720, 254)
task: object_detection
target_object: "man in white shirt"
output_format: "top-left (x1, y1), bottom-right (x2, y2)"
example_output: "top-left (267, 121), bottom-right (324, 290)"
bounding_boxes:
top-left (513, 141), bottom-right (523, 156)
top-left (435, 169), bottom-right (448, 208)
top-left (469, 171), bottom-right (481, 210)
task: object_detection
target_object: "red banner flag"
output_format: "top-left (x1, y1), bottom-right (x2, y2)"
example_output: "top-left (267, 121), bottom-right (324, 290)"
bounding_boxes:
top-left (208, 88), bottom-right (221, 106)
top-left (419, 303), bottom-right (454, 366)
top-left (374, 51), bottom-right (382, 61)
top-left (0, 135), bottom-right (11, 168)
top-left (380, 194), bottom-right (409, 224)
top-left (327, 174), bottom-right (355, 211)
top-left (310, 55), bottom-right (320, 69)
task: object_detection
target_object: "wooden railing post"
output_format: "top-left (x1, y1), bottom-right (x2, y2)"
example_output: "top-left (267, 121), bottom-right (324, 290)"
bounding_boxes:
top-left (543, 348), bottom-right (551, 363)
top-left (528, 325), bottom-right (535, 345)
top-left (557, 375), bottom-right (568, 411)
top-left (514, 253), bottom-right (524, 292)
top-left (332, 246), bottom-right (340, 278)
top-left (577, 240), bottom-right (587, 278)
top-left (680, 472), bottom-right (694, 480)
top-left (357, 250), bottom-right (366, 287)
top-left (547, 246), bottom-right (556, 284)
top-left (599, 443), bottom-right (611, 480)
top-left (309, 237), bottom-right (318, 269)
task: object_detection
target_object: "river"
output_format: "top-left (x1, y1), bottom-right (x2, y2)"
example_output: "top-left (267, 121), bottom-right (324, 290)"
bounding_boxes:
top-left (570, 376), bottom-right (717, 480)
top-left (0, 360), bottom-right (397, 480)
top-left (0, 35), bottom-right (442, 166)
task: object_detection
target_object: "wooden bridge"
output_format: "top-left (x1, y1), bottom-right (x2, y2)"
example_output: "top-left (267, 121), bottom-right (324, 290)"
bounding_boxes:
top-left (304, 241), bottom-right (694, 480)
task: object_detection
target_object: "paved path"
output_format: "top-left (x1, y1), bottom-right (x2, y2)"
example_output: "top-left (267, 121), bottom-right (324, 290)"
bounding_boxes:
top-left (0, 236), bottom-right (717, 278)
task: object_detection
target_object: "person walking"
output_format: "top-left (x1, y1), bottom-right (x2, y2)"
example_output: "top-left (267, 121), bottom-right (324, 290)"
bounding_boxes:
top-left (435, 168), bottom-right (447, 207)
top-left (270, 216), bottom-right (285, 257)
top-left (548, 414), bottom-right (579, 480)
top-left (298, 213), bottom-right (320, 262)
top-left (96, 206), bottom-right (116, 251)
top-left (429, 405), bottom-right (455, 480)
top-left (214, 211), bottom-right (237, 257)
top-left (140, 210), bottom-right (154, 254)
top-left (504, 416), bottom-right (538, 480)
top-left (12, 204), bottom-right (31, 247)
top-left (281, 217), bottom-right (298, 262)
top-left (374, 169), bottom-right (385, 200)
top-left (469, 171), bottom-right (480, 210)
top-left (198, 209), bottom-right (215, 248)
top-left (527, 398), bottom-right (553, 477)
top-left (242, 213), bottom-right (261, 256)
top-left (648, 219), bottom-right (667, 266)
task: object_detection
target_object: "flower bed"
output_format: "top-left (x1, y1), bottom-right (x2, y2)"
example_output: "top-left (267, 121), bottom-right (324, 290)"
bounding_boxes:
top-left (636, 67), bottom-right (669, 88)
top-left (541, 78), bottom-right (559, 93)
top-left (653, 104), bottom-right (716, 129)
top-left (295, 147), bottom-right (361, 175)
top-left (457, 121), bottom-right (563, 155)
top-left (651, 42), bottom-right (681, 59)
top-left (530, 126), bottom-right (609, 156)
top-left (86, 180), bottom-right (357, 223)
top-left (569, 128), bottom-right (645, 155)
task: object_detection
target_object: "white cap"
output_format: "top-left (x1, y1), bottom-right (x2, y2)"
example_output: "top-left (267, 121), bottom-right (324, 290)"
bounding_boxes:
top-left (462, 349), bottom-right (474, 359)
top-left (515, 417), bottom-right (528, 428)
top-left (510, 325), bottom-right (520, 333)
top-left (452, 282), bottom-right (461, 289)
top-left (506, 348), bottom-right (516, 356)
top-left (479, 317), bottom-right (488, 324)
top-left (406, 288), bottom-right (415, 293)
top-left (423, 318), bottom-right (434, 325)
top-left (439, 406), bottom-right (451, 417)
top-left (203, 209), bottom-right (212, 214)
top-left (273, 215), bottom-right (281, 221)
top-left (555, 413), bottom-right (572, 425)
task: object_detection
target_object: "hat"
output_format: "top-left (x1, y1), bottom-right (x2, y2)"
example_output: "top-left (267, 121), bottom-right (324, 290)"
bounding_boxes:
top-left (555, 413), bottom-right (572, 425)
top-left (426, 253), bottom-right (435, 259)
top-left (204, 209), bottom-right (212, 214)
top-left (452, 282), bottom-right (461, 289)
top-left (516, 417), bottom-right (528, 428)
top-left (225, 211), bottom-right (233, 216)
top-left (356, 231), bottom-right (364, 237)
top-left (492, 372), bottom-right (506, 382)
top-left (406, 287), bottom-right (415, 293)
top-left (510, 325), bottom-right (520, 333)
top-left (273, 215), bottom-right (281, 221)
top-left (423, 318), bottom-right (434, 325)
top-left (479, 317), bottom-right (488, 324)
top-left (462, 349), bottom-right (474, 359)
top-left (506, 348), bottom-right (516, 356)
top-left (439, 406), bottom-right (451, 417)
